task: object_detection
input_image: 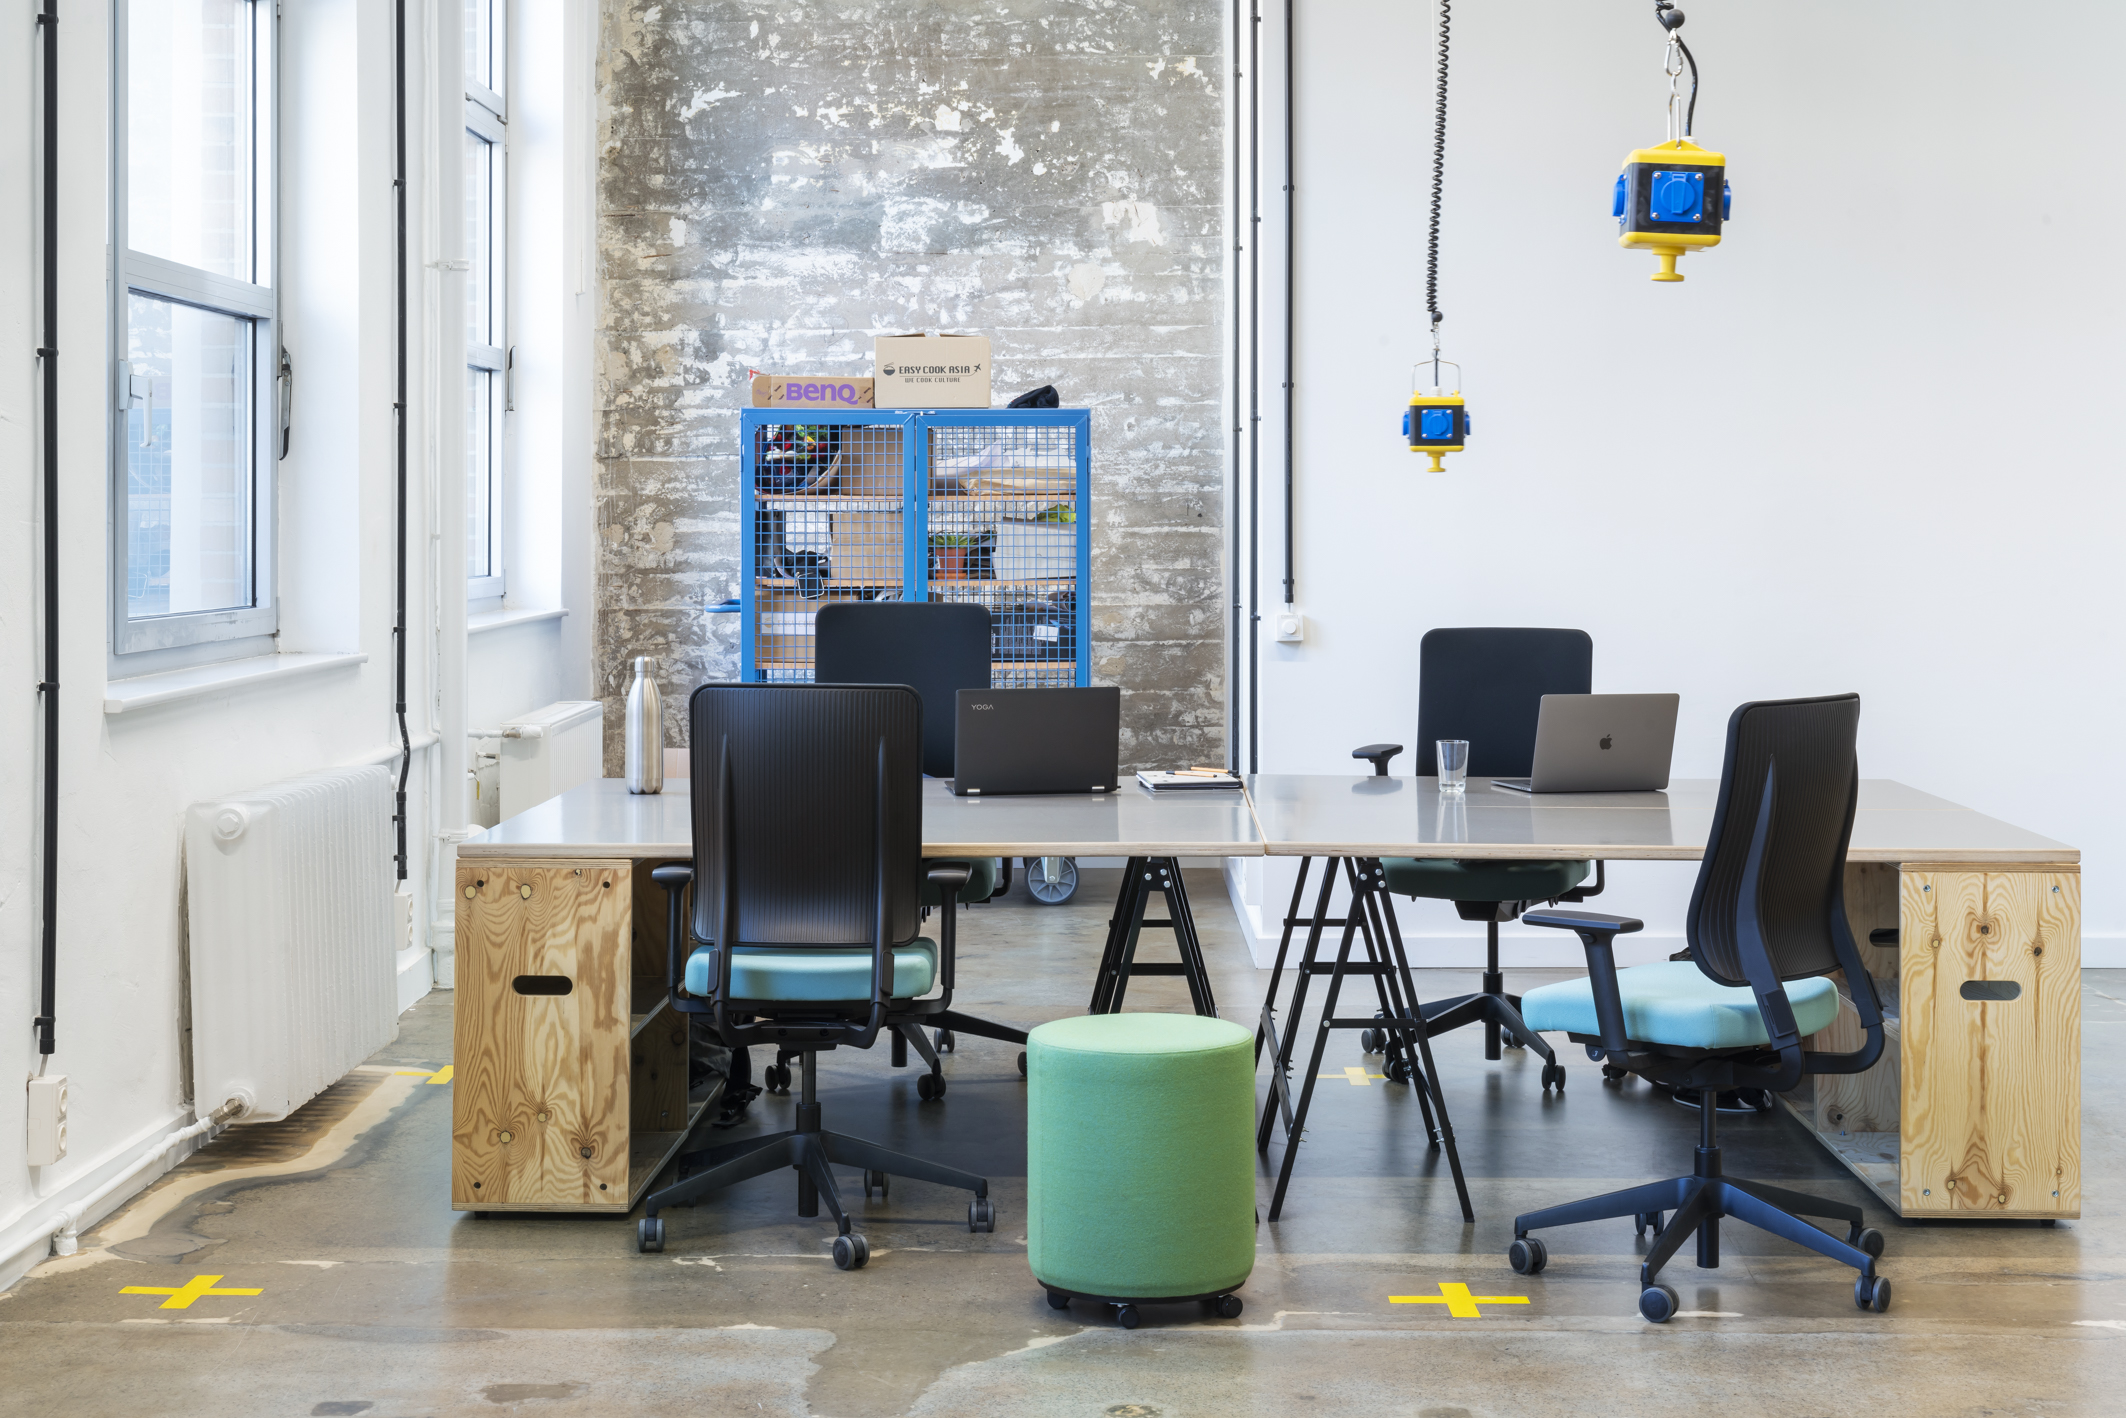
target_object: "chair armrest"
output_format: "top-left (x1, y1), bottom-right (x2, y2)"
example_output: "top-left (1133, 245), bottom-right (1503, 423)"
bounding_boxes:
top-left (925, 863), bottom-right (972, 897)
top-left (1352, 743), bottom-right (1404, 777)
top-left (926, 864), bottom-right (969, 993)
top-left (652, 864), bottom-right (694, 892)
top-left (1520, 910), bottom-right (1643, 1057)
top-left (653, 863), bottom-right (695, 998)
top-left (1867, 927), bottom-right (1899, 947)
top-left (1521, 909), bottom-right (1643, 934)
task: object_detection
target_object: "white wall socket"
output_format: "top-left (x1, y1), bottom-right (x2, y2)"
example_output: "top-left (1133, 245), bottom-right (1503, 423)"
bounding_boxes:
top-left (1275, 609), bottom-right (1306, 643)
top-left (27, 1074), bottom-right (68, 1167)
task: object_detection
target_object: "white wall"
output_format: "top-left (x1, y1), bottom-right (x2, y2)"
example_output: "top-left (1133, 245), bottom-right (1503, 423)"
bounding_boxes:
top-left (0, 0), bottom-right (590, 1292)
top-left (1228, 0), bottom-right (2126, 966)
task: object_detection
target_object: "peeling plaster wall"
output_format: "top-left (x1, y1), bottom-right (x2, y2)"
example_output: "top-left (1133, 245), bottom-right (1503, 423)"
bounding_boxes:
top-left (594, 1), bottom-right (1226, 772)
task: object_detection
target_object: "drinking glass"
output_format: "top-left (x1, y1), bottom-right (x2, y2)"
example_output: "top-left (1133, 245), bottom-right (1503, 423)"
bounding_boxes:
top-left (1436, 739), bottom-right (1470, 795)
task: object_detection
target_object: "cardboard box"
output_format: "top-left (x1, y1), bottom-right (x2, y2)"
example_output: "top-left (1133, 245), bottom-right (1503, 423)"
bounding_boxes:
top-left (751, 374), bottom-right (875, 409)
top-left (828, 512), bottom-right (904, 586)
top-left (874, 332), bottom-right (992, 409)
top-left (993, 518), bottom-right (1078, 581)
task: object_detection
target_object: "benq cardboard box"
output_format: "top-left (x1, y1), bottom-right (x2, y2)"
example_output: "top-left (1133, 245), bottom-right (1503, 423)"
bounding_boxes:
top-left (751, 374), bottom-right (875, 409)
top-left (873, 333), bottom-right (991, 409)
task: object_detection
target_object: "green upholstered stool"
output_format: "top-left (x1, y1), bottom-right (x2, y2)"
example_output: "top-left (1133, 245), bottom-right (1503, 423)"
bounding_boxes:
top-left (1026, 1013), bottom-right (1255, 1327)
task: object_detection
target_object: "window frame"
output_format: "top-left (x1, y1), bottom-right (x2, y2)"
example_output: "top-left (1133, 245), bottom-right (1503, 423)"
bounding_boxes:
top-left (465, 1), bottom-right (507, 601)
top-left (108, 0), bottom-right (281, 659)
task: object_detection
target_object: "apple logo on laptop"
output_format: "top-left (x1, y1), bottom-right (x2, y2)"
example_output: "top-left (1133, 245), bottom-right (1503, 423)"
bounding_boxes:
top-left (1600, 735), bottom-right (1613, 750)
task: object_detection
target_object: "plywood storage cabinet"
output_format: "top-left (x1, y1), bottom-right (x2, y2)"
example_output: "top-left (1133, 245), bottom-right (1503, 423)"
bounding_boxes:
top-left (1783, 862), bottom-right (2080, 1219)
top-left (452, 860), bottom-right (712, 1213)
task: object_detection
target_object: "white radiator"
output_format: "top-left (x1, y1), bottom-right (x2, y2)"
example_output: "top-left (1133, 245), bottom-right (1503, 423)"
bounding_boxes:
top-left (185, 766), bottom-right (400, 1123)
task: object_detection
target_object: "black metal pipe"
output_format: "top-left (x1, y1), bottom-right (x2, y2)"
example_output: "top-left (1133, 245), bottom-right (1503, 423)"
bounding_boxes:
top-left (392, 0), bottom-right (410, 880)
top-left (1280, 0), bottom-right (1295, 609)
top-left (1246, 0), bottom-right (1262, 775)
top-left (33, 0), bottom-right (60, 1056)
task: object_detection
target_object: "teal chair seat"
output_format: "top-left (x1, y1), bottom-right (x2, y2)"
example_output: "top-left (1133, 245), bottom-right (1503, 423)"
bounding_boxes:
top-left (920, 856), bottom-right (1001, 907)
top-left (1520, 961), bottom-right (1840, 1050)
top-left (1382, 856), bottom-right (1590, 903)
top-left (685, 938), bottom-right (937, 1002)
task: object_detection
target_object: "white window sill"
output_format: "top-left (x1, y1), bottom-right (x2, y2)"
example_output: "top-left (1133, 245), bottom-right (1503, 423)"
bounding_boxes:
top-left (104, 651), bottom-right (370, 715)
top-left (468, 606), bottom-right (569, 636)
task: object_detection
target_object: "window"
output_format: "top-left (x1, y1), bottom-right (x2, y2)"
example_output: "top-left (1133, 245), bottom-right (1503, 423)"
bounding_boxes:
top-left (465, 0), bottom-right (506, 599)
top-left (112, 0), bottom-right (278, 655)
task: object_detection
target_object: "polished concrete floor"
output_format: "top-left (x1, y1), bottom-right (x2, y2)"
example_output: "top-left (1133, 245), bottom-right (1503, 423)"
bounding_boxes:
top-left (4, 870), bottom-right (2122, 1417)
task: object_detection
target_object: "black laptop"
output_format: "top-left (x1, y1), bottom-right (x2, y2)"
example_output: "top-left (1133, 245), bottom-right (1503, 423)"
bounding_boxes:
top-left (950, 688), bottom-right (1121, 795)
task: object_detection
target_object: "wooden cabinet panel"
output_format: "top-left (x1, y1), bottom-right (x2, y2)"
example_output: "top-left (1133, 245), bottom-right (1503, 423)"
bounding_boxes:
top-left (1899, 868), bottom-right (2080, 1217)
top-left (453, 861), bottom-right (633, 1211)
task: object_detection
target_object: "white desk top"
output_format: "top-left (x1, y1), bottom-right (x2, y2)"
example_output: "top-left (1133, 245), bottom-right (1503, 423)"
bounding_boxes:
top-left (459, 776), bottom-right (1263, 860)
top-left (1243, 775), bottom-right (2078, 865)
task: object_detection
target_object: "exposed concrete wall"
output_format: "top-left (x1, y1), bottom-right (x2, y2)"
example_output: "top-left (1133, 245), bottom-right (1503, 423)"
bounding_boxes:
top-left (593, 0), bottom-right (1226, 772)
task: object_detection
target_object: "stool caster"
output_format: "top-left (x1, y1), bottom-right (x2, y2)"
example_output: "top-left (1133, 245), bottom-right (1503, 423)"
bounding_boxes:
top-left (1113, 1303), bottom-right (1141, 1329)
top-left (637, 1217), bottom-right (665, 1254)
top-left (1018, 1051), bottom-right (1028, 1077)
top-left (1602, 1064), bottom-right (1630, 1082)
top-left (1202, 1294), bottom-right (1243, 1319)
top-left (1045, 1289), bottom-right (1071, 1311)
top-left (863, 1169), bottom-right (889, 1200)
top-left (832, 1232), bottom-right (870, 1271)
top-left (917, 1072), bottom-right (946, 1102)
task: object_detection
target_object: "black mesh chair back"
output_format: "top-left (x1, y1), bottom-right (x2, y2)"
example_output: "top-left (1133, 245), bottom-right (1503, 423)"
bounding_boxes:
top-left (688, 683), bottom-right (924, 949)
top-left (816, 601), bottom-right (993, 777)
top-left (1684, 694), bottom-right (1862, 987)
top-left (1414, 628), bottom-right (1593, 777)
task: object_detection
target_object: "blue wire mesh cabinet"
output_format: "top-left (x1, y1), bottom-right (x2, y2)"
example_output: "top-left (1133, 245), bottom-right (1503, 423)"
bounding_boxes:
top-left (741, 408), bottom-right (1092, 687)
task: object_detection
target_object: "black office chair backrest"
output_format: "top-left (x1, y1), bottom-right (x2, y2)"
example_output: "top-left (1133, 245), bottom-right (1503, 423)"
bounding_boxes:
top-left (815, 601), bottom-right (993, 777)
top-left (1414, 628), bottom-right (1593, 777)
top-left (1685, 694), bottom-right (1862, 988)
top-left (688, 683), bottom-right (924, 949)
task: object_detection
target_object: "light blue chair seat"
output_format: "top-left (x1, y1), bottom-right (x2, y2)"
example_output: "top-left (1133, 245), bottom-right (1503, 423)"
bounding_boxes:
top-left (685, 938), bottom-right (937, 1002)
top-left (1520, 961), bottom-right (1840, 1050)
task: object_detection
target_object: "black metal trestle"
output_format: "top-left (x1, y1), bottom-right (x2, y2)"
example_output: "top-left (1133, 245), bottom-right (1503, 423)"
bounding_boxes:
top-left (1254, 855), bottom-right (1473, 1223)
top-left (1090, 857), bottom-right (1218, 1016)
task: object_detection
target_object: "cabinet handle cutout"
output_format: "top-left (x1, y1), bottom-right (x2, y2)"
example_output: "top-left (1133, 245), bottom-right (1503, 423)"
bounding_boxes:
top-left (512, 975), bottom-right (575, 996)
top-left (1959, 979), bottom-right (2022, 1002)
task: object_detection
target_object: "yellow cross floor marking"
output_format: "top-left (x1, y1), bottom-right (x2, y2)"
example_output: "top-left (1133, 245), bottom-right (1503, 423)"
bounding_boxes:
top-left (1390, 1282), bottom-right (1530, 1317)
top-left (120, 1275), bottom-right (262, 1310)
top-left (395, 1065), bottom-right (453, 1084)
top-left (1317, 1066), bottom-right (1385, 1085)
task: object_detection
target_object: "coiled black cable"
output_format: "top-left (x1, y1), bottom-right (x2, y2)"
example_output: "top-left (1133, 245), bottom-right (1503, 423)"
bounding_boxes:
top-left (1424, 0), bottom-right (1450, 335)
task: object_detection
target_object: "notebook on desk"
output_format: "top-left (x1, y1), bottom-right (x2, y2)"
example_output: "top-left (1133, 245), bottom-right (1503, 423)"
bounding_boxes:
top-left (950, 687), bottom-right (1120, 795)
top-left (1491, 693), bottom-right (1680, 793)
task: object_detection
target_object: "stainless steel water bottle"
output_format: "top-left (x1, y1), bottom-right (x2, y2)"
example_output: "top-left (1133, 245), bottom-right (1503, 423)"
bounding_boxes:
top-left (625, 657), bottom-right (664, 794)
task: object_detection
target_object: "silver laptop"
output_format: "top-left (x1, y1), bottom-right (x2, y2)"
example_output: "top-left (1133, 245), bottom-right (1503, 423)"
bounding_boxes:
top-left (1492, 693), bottom-right (1679, 793)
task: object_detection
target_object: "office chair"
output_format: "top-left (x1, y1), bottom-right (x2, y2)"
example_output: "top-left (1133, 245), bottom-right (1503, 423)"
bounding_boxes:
top-left (815, 601), bottom-right (1029, 1088)
top-left (1507, 693), bottom-right (1892, 1320)
top-left (635, 683), bottom-right (997, 1270)
top-left (1352, 627), bottom-right (1602, 1090)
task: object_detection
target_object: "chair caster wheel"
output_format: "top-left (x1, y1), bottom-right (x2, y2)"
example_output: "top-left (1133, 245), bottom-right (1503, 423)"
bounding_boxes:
top-left (1114, 1303), bottom-right (1141, 1329)
top-left (1018, 1051), bottom-right (1028, 1078)
top-left (1383, 1057), bottom-right (1413, 1085)
top-left (1602, 1064), bottom-right (1629, 1082)
top-left (1360, 1028), bottom-right (1383, 1054)
top-left (1639, 1283), bottom-right (1679, 1323)
top-left (1503, 1035), bottom-right (1526, 1049)
top-left (1850, 1226), bottom-right (1884, 1260)
top-left (638, 1217), bottom-right (664, 1253)
top-left (1212, 1294), bottom-right (1243, 1319)
top-left (917, 1072), bottom-right (945, 1101)
top-left (766, 1064), bottom-right (791, 1093)
top-left (833, 1233), bottom-right (870, 1270)
top-left (969, 1197), bottom-right (996, 1233)
top-left (1541, 1061), bottom-right (1567, 1091)
top-left (1634, 1211), bottom-right (1665, 1239)
top-left (1856, 1274), bottom-right (1891, 1312)
top-left (863, 1169), bottom-right (889, 1200)
top-left (935, 1029), bottom-right (955, 1053)
top-left (1045, 1289), bottom-right (1071, 1311)
top-left (1508, 1236), bottom-right (1548, 1275)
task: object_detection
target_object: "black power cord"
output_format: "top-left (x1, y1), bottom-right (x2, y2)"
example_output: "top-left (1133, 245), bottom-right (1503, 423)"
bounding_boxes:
top-left (1654, 1), bottom-right (1700, 137)
top-left (1424, 0), bottom-right (1451, 336)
